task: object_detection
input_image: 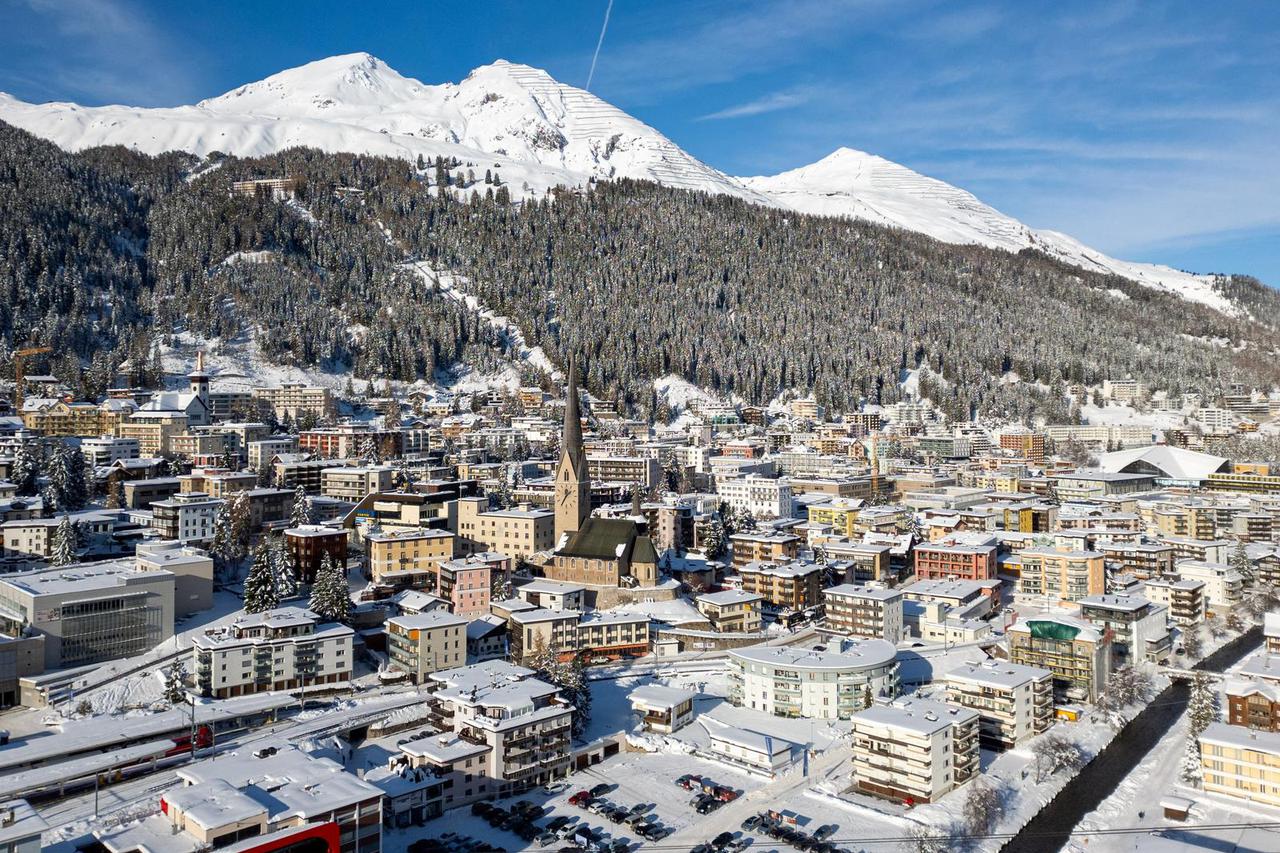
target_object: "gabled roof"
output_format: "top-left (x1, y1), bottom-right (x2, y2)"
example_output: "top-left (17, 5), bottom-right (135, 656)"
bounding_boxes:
top-left (555, 517), bottom-right (640, 561)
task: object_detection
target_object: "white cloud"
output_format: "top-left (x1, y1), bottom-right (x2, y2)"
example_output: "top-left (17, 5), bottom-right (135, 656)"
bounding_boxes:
top-left (698, 89), bottom-right (814, 121)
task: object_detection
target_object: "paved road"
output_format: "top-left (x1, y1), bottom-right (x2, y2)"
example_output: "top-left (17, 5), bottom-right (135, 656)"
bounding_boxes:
top-left (1000, 626), bottom-right (1263, 853)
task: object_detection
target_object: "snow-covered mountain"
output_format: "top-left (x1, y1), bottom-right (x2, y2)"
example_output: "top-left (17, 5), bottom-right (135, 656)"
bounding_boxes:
top-left (0, 53), bottom-right (1230, 313)
top-left (741, 148), bottom-right (1230, 313)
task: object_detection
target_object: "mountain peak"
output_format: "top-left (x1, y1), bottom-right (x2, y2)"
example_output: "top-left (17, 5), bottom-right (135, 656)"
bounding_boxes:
top-left (197, 52), bottom-right (424, 113)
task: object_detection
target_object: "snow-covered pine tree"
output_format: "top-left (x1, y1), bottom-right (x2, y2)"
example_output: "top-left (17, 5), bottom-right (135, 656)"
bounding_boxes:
top-left (11, 441), bottom-right (42, 496)
top-left (310, 554), bottom-right (351, 624)
top-left (1181, 671), bottom-right (1219, 786)
top-left (243, 539), bottom-right (280, 613)
top-left (358, 435), bottom-right (381, 465)
top-left (105, 475), bottom-right (125, 509)
top-left (289, 483), bottom-right (311, 528)
top-left (50, 514), bottom-right (78, 566)
top-left (270, 536), bottom-right (297, 601)
top-left (229, 491), bottom-right (253, 561)
top-left (1230, 539), bottom-right (1254, 585)
top-left (163, 659), bottom-right (188, 705)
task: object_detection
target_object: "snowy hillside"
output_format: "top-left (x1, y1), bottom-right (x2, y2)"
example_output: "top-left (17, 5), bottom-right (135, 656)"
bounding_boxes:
top-left (742, 148), bottom-right (1231, 313)
top-left (0, 53), bottom-right (1233, 313)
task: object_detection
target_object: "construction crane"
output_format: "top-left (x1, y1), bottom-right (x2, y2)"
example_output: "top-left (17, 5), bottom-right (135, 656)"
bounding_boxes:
top-left (14, 346), bottom-right (52, 410)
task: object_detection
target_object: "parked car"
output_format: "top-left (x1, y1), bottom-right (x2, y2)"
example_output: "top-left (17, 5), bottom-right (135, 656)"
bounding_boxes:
top-left (711, 831), bottom-right (735, 848)
top-left (696, 798), bottom-right (721, 815)
top-left (741, 815), bottom-right (761, 831)
top-left (814, 824), bottom-right (838, 841)
top-left (713, 786), bottom-right (739, 802)
top-left (536, 832), bottom-right (559, 847)
top-left (569, 790), bottom-right (593, 807)
top-left (590, 783), bottom-right (612, 797)
top-left (678, 774), bottom-right (703, 790)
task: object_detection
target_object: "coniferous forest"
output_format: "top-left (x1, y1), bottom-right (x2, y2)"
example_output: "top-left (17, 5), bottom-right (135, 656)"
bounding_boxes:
top-left (4, 120), bottom-right (1279, 422)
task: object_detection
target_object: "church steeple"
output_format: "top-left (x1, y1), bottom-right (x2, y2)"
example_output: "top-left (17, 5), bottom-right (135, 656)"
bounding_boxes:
top-left (554, 357), bottom-right (590, 540)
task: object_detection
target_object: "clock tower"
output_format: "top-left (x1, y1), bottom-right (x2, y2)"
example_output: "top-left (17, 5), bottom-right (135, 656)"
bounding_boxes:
top-left (554, 358), bottom-right (590, 540)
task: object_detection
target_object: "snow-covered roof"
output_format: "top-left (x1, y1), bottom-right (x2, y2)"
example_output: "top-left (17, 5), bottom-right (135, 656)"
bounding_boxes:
top-left (628, 684), bottom-right (696, 710)
top-left (1095, 445), bottom-right (1229, 481)
top-left (945, 659), bottom-right (1051, 690)
top-left (695, 589), bottom-right (763, 607)
top-left (729, 639), bottom-right (897, 672)
top-left (823, 583), bottom-right (902, 601)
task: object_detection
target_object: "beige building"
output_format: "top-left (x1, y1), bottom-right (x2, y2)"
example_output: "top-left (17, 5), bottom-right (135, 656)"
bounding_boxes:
top-left (451, 496), bottom-right (555, 562)
top-left (739, 559), bottom-right (823, 610)
top-left (252, 383), bottom-right (333, 420)
top-left (1008, 614), bottom-right (1112, 703)
top-left (192, 607), bottom-right (353, 699)
top-left (386, 611), bottom-right (467, 682)
top-left (1199, 723), bottom-right (1280, 809)
top-left (1017, 549), bottom-right (1106, 605)
top-left (366, 528), bottom-right (455, 587)
top-left (695, 590), bottom-right (763, 633)
top-left (116, 410), bottom-right (189, 457)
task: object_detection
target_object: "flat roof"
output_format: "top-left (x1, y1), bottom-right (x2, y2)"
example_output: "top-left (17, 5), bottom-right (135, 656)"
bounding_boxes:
top-left (730, 638), bottom-right (897, 671)
top-left (853, 697), bottom-right (978, 735)
top-left (824, 583), bottom-right (902, 601)
top-left (945, 660), bottom-right (1051, 690)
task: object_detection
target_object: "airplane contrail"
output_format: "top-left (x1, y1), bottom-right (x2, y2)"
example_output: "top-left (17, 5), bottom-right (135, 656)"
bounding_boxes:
top-left (585, 0), bottom-right (614, 91)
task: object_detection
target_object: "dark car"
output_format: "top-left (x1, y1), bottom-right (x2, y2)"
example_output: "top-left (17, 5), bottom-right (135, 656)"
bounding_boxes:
top-left (740, 815), bottom-right (761, 831)
top-left (546, 816), bottom-right (572, 832)
top-left (590, 783), bottom-right (612, 797)
top-left (814, 824), bottom-right (838, 840)
top-left (711, 831), bottom-right (735, 848)
top-left (696, 798), bottom-right (721, 815)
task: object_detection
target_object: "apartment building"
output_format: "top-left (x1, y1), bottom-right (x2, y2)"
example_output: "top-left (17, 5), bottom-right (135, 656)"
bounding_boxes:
top-left (944, 660), bottom-right (1054, 750)
top-left (913, 537), bottom-right (998, 582)
top-left (300, 425), bottom-right (400, 460)
top-left (1143, 576), bottom-right (1207, 625)
top-left (727, 641), bottom-right (899, 719)
top-left (1199, 723), bottom-right (1280, 809)
top-left (252, 384), bottom-right (334, 420)
top-left (450, 496), bottom-right (555, 562)
top-left (366, 528), bottom-right (455, 588)
top-left (436, 556), bottom-right (495, 618)
top-left (272, 455), bottom-right (333, 492)
top-left (134, 540), bottom-right (214, 617)
top-left (1079, 594), bottom-right (1172, 664)
top-left (116, 410), bottom-right (189, 457)
top-left (850, 698), bottom-right (980, 804)
top-left (1100, 541), bottom-right (1174, 578)
top-left (193, 607), bottom-right (353, 699)
top-left (1175, 560), bottom-right (1244, 611)
top-left (730, 531), bottom-right (801, 569)
top-left (80, 435), bottom-right (140, 468)
top-left (585, 455), bottom-right (660, 490)
top-left (1017, 548), bottom-right (1106, 605)
top-left (716, 474), bottom-right (793, 519)
top-left (628, 685), bottom-right (696, 734)
top-left (320, 465), bottom-right (396, 500)
top-left (694, 589), bottom-right (763, 633)
top-left (386, 611), bottom-right (468, 682)
top-left (283, 525), bottom-right (347, 584)
top-left (822, 584), bottom-right (904, 643)
top-left (807, 498), bottom-right (864, 537)
top-left (151, 492), bottom-right (224, 544)
top-left (1008, 614), bottom-right (1112, 703)
top-left (1225, 671), bottom-right (1280, 732)
top-left (507, 609), bottom-right (649, 663)
top-left (738, 559), bottom-right (823, 611)
top-left (247, 436), bottom-right (300, 470)
top-left (821, 539), bottom-right (893, 583)
top-left (998, 430), bottom-right (1046, 463)
top-left (0, 562), bottom-right (175, 670)
top-left (422, 661), bottom-right (574, 803)
top-left (179, 469), bottom-right (257, 498)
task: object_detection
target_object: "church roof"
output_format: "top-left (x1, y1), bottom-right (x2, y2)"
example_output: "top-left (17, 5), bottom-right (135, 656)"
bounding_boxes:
top-left (631, 534), bottom-right (659, 565)
top-left (560, 357), bottom-right (586, 478)
top-left (557, 517), bottom-right (640, 561)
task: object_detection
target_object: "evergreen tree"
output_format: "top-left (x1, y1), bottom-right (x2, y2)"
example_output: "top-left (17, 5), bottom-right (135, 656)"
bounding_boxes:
top-left (229, 491), bottom-right (253, 562)
top-left (50, 514), bottom-right (78, 566)
top-left (310, 553), bottom-right (351, 623)
top-left (243, 539), bottom-right (280, 613)
top-left (1230, 539), bottom-right (1254, 585)
top-left (289, 483), bottom-right (311, 528)
top-left (105, 475), bottom-right (125, 509)
top-left (358, 435), bottom-right (381, 464)
top-left (1181, 672), bottom-right (1219, 786)
top-left (47, 442), bottom-right (88, 511)
top-left (12, 441), bottom-right (42, 496)
top-left (270, 536), bottom-right (297, 601)
top-left (700, 516), bottom-right (726, 559)
top-left (163, 660), bottom-right (188, 705)
top-left (210, 500), bottom-right (237, 580)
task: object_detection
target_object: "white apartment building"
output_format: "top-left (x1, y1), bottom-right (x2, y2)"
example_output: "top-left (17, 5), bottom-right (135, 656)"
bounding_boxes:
top-left (822, 584), bottom-right (904, 643)
top-left (150, 491), bottom-right (223, 544)
top-left (727, 640), bottom-right (899, 719)
top-left (944, 660), bottom-right (1054, 750)
top-left (321, 465), bottom-right (396, 501)
top-left (850, 697), bottom-right (980, 804)
top-left (386, 610), bottom-right (467, 683)
top-left (1175, 560), bottom-right (1244, 611)
top-left (716, 474), bottom-right (793, 519)
top-left (1078, 594), bottom-right (1173, 664)
top-left (246, 436), bottom-right (299, 470)
top-left (1143, 576), bottom-right (1207, 625)
top-left (695, 589), bottom-right (763, 633)
top-left (193, 607), bottom-right (353, 699)
top-left (80, 435), bottom-right (140, 468)
top-left (422, 661), bottom-right (574, 804)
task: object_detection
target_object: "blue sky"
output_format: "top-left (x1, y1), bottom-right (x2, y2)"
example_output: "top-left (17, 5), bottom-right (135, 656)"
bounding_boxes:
top-left (3, 0), bottom-right (1277, 284)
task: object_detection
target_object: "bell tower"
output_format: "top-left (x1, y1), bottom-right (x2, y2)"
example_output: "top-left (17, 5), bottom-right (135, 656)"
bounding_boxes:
top-left (554, 358), bottom-right (590, 540)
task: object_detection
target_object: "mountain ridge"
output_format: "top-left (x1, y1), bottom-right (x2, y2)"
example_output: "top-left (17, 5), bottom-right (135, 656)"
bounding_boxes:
top-left (0, 52), bottom-right (1234, 312)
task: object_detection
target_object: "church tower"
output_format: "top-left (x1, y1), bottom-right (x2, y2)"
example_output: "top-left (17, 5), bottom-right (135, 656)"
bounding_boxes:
top-left (188, 350), bottom-right (210, 406)
top-left (554, 358), bottom-right (590, 540)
